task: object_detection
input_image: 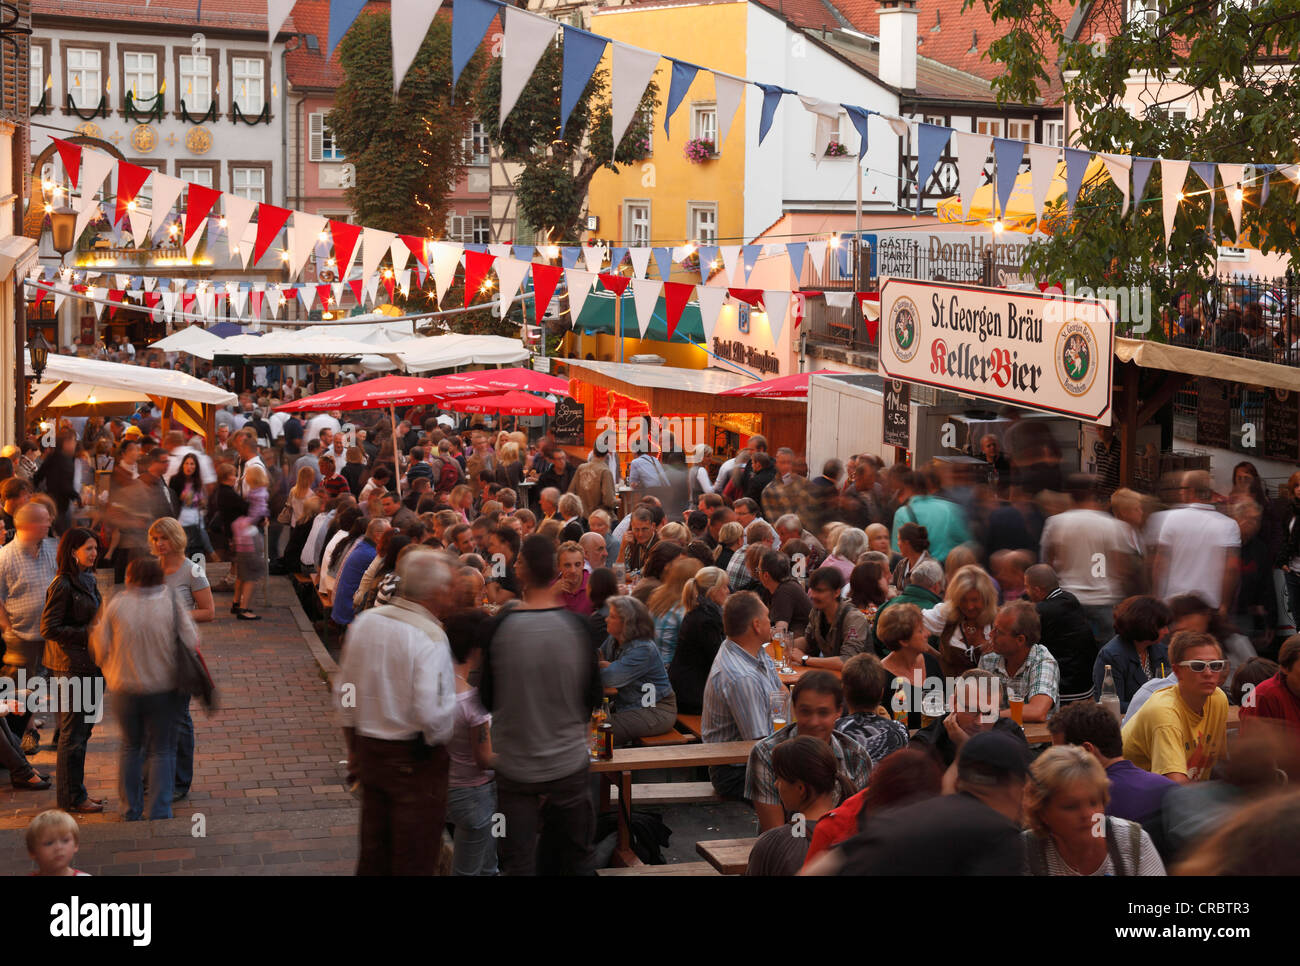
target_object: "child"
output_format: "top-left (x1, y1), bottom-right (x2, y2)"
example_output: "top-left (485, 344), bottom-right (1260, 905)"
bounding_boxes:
top-left (26, 810), bottom-right (91, 876)
top-left (232, 464), bottom-right (268, 621)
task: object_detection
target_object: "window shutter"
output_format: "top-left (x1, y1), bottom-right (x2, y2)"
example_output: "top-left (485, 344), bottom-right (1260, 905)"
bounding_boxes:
top-left (310, 113), bottom-right (323, 162)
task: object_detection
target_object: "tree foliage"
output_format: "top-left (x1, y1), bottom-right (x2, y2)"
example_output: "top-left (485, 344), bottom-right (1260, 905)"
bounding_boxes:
top-left (329, 12), bottom-right (483, 236)
top-left (967, 0), bottom-right (1300, 323)
top-left (476, 41), bottom-right (660, 243)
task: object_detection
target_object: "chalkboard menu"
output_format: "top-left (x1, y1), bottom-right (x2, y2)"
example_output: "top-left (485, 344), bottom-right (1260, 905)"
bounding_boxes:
top-left (553, 397), bottom-right (585, 445)
top-left (883, 380), bottom-right (911, 449)
top-left (1265, 388), bottom-right (1300, 462)
top-left (1196, 379), bottom-right (1231, 449)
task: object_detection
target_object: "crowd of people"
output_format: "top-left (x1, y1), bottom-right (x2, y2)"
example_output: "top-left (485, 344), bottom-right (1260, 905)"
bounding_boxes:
top-left (7, 373), bottom-right (1300, 877)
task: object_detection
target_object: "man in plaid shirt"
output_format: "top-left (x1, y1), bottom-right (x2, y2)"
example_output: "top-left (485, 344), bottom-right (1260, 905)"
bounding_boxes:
top-left (978, 599), bottom-right (1060, 724)
top-left (760, 448), bottom-right (811, 525)
top-left (726, 520), bottom-right (776, 591)
top-left (745, 671), bottom-right (873, 831)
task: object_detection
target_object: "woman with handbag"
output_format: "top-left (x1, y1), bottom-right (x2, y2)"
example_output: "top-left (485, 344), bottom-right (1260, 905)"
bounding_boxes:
top-left (90, 556), bottom-right (200, 821)
top-left (40, 527), bottom-right (105, 814)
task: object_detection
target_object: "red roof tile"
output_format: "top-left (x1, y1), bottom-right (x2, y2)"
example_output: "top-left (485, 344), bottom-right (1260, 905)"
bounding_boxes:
top-left (33, 0), bottom-right (294, 31)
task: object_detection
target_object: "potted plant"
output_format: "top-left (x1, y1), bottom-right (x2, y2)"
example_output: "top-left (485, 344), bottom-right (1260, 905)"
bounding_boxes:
top-left (684, 138), bottom-right (717, 163)
top-left (825, 141), bottom-right (850, 157)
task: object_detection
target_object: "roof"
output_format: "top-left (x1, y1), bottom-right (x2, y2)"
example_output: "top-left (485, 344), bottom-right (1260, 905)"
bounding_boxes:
top-left (564, 359), bottom-right (757, 393)
top-left (1115, 338), bottom-right (1300, 394)
top-left (815, 30), bottom-right (998, 102)
top-left (32, 0), bottom-right (294, 32)
top-left (32, 353), bottom-right (238, 408)
top-left (285, 0), bottom-right (344, 89)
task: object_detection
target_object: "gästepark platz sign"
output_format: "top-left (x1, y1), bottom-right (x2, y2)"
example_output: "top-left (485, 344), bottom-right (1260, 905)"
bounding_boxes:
top-left (878, 278), bottom-right (1114, 425)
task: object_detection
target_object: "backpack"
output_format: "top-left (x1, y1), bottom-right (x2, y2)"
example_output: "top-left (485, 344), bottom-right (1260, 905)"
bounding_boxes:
top-left (593, 809), bottom-right (672, 866)
top-left (1026, 817), bottom-right (1142, 876)
top-left (437, 457), bottom-right (462, 492)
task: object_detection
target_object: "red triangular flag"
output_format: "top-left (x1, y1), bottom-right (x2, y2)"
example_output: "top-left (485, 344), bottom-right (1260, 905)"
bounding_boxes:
top-left (317, 284), bottom-right (332, 307)
top-left (599, 273), bottom-right (630, 296)
top-left (249, 291), bottom-right (264, 318)
top-left (463, 250), bottom-right (497, 308)
top-left (181, 293), bottom-right (196, 314)
top-left (32, 287), bottom-right (48, 307)
top-left (727, 287), bottom-right (764, 307)
top-left (349, 279), bottom-right (365, 305)
top-left (663, 281), bottom-right (694, 342)
top-left (183, 183), bottom-right (222, 243)
top-left (143, 292), bottom-right (161, 308)
top-left (400, 234), bottom-right (429, 267)
top-left (253, 203), bottom-right (293, 265)
top-left (115, 161), bottom-right (152, 226)
top-left (530, 263), bottom-right (563, 328)
top-left (383, 275), bottom-right (396, 303)
top-left (857, 292), bottom-right (879, 342)
top-left (108, 288), bottom-right (124, 303)
top-left (54, 138), bottom-right (82, 189)
top-left (331, 220), bottom-right (362, 276)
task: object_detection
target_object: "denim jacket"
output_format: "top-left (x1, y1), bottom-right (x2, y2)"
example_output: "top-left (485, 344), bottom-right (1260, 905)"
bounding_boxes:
top-left (1094, 635), bottom-right (1170, 713)
top-left (599, 636), bottom-right (674, 713)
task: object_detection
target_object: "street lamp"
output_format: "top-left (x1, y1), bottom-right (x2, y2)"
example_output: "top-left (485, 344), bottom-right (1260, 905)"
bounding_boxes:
top-left (27, 328), bottom-right (52, 382)
top-left (49, 207), bottom-right (77, 262)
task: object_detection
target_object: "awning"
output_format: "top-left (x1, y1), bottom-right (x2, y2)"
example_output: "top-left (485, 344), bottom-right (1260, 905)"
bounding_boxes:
top-left (150, 326), bottom-right (224, 360)
top-left (0, 236), bottom-right (39, 280)
top-left (381, 334), bottom-right (530, 372)
top-left (1114, 337), bottom-right (1300, 392)
top-left (574, 291), bottom-right (706, 341)
top-left (563, 359), bottom-right (756, 393)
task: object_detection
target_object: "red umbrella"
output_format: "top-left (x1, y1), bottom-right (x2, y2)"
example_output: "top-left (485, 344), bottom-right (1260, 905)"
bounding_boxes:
top-left (274, 375), bottom-right (452, 413)
top-left (435, 367), bottom-right (571, 398)
top-left (717, 369), bottom-right (844, 398)
top-left (448, 392), bottom-right (556, 416)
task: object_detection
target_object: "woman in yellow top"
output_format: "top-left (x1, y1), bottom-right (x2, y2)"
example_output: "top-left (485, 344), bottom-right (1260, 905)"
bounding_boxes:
top-left (1121, 631), bottom-right (1229, 784)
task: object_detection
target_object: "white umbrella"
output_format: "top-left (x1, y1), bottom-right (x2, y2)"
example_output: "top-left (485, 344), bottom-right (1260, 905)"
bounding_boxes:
top-left (383, 333), bottom-right (530, 372)
top-left (150, 326), bottom-right (224, 360)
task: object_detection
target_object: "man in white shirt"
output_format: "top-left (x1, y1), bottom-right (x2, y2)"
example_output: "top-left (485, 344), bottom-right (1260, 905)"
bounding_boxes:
top-left (335, 547), bottom-right (456, 875)
top-left (1149, 471), bottom-right (1240, 613)
top-left (305, 410), bottom-right (343, 447)
top-left (234, 431), bottom-right (266, 497)
top-left (267, 404), bottom-right (289, 442)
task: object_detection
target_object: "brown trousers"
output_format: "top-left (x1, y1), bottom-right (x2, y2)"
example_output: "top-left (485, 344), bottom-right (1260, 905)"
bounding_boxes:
top-left (355, 735), bottom-right (450, 876)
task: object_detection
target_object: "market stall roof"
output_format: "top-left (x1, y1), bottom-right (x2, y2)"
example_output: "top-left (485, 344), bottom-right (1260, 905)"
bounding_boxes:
top-left (1114, 337), bottom-right (1300, 393)
top-left (719, 369), bottom-right (845, 399)
top-left (150, 326), bottom-right (224, 360)
top-left (275, 375), bottom-right (455, 413)
top-left (381, 334), bottom-right (530, 371)
top-left (562, 359), bottom-right (758, 394)
top-left (435, 367), bottom-right (571, 397)
top-left (212, 332), bottom-right (399, 365)
top-left (293, 319), bottom-right (416, 345)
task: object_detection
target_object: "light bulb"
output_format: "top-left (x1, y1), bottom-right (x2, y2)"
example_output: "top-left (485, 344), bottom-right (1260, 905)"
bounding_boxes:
top-left (829, 237), bottom-right (840, 248)
top-left (280, 250), bottom-right (291, 262)
top-left (1176, 192), bottom-right (1185, 201)
top-left (993, 219), bottom-right (1005, 234)
top-left (1233, 188), bottom-right (1244, 202)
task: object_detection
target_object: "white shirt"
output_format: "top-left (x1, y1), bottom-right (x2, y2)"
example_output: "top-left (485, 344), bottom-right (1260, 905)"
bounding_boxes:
top-left (237, 454), bottom-right (267, 496)
top-left (268, 411), bottom-right (289, 440)
top-left (335, 598), bottom-right (456, 746)
top-left (302, 509), bottom-right (335, 570)
top-left (1148, 503), bottom-right (1240, 608)
top-left (305, 414), bottom-right (342, 445)
top-left (1040, 508), bottom-right (1134, 605)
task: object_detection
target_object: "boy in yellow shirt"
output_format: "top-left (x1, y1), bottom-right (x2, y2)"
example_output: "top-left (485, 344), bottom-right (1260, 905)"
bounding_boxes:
top-left (1121, 631), bottom-right (1228, 783)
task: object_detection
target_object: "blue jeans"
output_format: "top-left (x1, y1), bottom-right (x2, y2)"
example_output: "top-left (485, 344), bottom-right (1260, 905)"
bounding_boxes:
top-left (115, 690), bottom-right (184, 821)
top-left (175, 694), bottom-right (194, 797)
top-left (55, 674), bottom-right (101, 808)
top-left (447, 781), bottom-right (499, 876)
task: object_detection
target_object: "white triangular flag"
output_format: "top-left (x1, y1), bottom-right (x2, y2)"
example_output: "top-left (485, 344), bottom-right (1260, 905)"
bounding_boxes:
top-left (361, 228), bottom-right (396, 286)
top-left (499, 8), bottom-right (556, 129)
top-left (631, 278), bottom-right (663, 338)
top-left (1098, 153), bottom-right (1133, 216)
top-left (88, 286), bottom-right (107, 320)
top-left (268, 0), bottom-right (295, 43)
top-left (581, 244), bottom-right (606, 275)
top-left (223, 194), bottom-right (256, 259)
top-left (196, 289), bottom-right (215, 320)
top-left (714, 72), bottom-right (745, 153)
top-left (365, 272), bottom-right (381, 305)
top-left (824, 292), bottom-right (854, 309)
top-left (394, 268), bottom-right (411, 296)
top-left (493, 257), bottom-right (532, 318)
top-left (231, 287), bottom-right (248, 319)
top-left (886, 115), bottom-right (910, 140)
top-left (144, 275), bottom-right (157, 292)
top-left (161, 290), bottom-right (177, 321)
top-left (149, 173), bottom-right (184, 235)
top-left (564, 268), bottom-right (597, 328)
top-left (128, 207), bottom-right (152, 247)
top-left (1218, 163), bottom-right (1246, 240)
top-left (432, 241), bottom-right (464, 305)
top-left (806, 239), bottom-right (828, 282)
top-left (74, 201), bottom-right (102, 242)
top-left (488, 243), bottom-right (512, 261)
top-left (1160, 158), bottom-right (1189, 246)
top-left (287, 212), bottom-right (326, 280)
top-left (389, 237), bottom-right (410, 274)
top-left (762, 290), bottom-right (791, 347)
top-left (298, 285), bottom-right (316, 313)
top-left (185, 226), bottom-right (203, 261)
top-left (331, 282), bottom-right (345, 309)
top-left (628, 247), bottom-right (652, 279)
top-left (611, 43), bottom-right (660, 158)
top-left (719, 245), bottom-right (741, 285)
top-left (392, 0), bottom-right (445, 93)
top-left (695, 285), bottom-right (727, 343)
top-left (78, 149), bottom-right (115, 202)
top-left (54, 293), bottom-right (66, 313)
top-left (1027, 143), bottom-right (1059, 227)
top-left (114, 273), bottom-right (129, 290)
top-left (954, 131), bottom-right (993, 221)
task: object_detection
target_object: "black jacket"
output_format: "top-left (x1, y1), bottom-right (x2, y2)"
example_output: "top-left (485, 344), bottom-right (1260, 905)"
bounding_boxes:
top-left (1276, 500), bottom-right (1300, 568)
top-left (667, 600), bottom-right (724, 714)
top-left (40, 572), bottom-right (102, 675)
top-left (1035, 587), bottom-right (1099, 699)
top-left (34, 450), bottom-right (79, 512)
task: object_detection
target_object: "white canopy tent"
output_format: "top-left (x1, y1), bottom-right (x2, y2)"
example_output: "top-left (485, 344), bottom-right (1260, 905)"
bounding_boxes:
top-left (372, 334), bottom-right (530, 372)
top-left (149, 325), bottom-right (225, 360)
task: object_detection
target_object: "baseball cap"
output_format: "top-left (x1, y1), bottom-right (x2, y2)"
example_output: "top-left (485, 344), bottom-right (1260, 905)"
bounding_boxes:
top-left (956, 731), bottom-right (1030, 785)
top-left (123, 425), bottom-right (143, 439)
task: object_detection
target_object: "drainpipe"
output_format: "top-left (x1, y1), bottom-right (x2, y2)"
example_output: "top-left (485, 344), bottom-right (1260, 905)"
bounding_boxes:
top-left (281, 48), bottom-right (289, 207)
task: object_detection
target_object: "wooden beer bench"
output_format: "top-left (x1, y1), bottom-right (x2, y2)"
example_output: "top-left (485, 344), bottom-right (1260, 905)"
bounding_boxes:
top-left (597, 861), bottom-right (721, 876)
top-left (676, 714), bottom-right (704, 740)
top-left (696, 837), bottom-right (758, 875)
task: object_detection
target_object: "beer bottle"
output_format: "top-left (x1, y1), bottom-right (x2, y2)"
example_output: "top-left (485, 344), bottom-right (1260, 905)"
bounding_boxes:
top-left (598, 698), bottom-right (615, 760)
top-left (1099, 665), bottom-right (1121, 723)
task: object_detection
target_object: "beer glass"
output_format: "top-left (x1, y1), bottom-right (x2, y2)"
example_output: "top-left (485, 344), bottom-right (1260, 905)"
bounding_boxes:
top-left (768, 691), bottom-right (790, 734)
top-left (777, 628), bottom-right (794, 674)
top-left (1007, 686), bottom-right (1024, 726)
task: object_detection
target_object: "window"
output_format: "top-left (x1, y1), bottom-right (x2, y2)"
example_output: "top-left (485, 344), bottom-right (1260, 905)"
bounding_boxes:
top-left (30, 45), bottom-right (43, 107)
top-left (179, 54), bottom-right (212, 112)
top-left (446, 213), bottom-right (492, 245)
top-left (178, 166), bottom-right (213, 188)
top-left (1007, 119), bottom-right (1033, 142)
top-left (626, 202), bottom-right (650, 246)
top-left (691, 103), bottom-right (718, 148)
top-left (975, 118), bottom-right (1004, 138)
top-left (472, 216), bottom-right (491, 246)
top-left (66, 47), bottom-right (102, 110)
top-left (232, 57), bottom-right (265, 114)
top-left (1128, 0), bottom-right (1161, 26)
top-left (924, 114), bottom-right (946, 126)
top-left (688, 203), bottom-right (717, 245)
top-left (309, 112), bottom-right (345, 161)
top-left (461, 121), bottom-right (489, 165)
top-left (1043, 120), bottom-right (1065, 148)
top-left (815, 112), bottom-right (846, 155)
top-left (123, 51), bottom-right (157, 100)
top-left (232, 167), bottom-right (266, 203)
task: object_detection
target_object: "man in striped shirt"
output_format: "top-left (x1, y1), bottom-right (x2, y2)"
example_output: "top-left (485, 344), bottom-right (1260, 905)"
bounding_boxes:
top-left (702, 592), bottom-right (783, 800)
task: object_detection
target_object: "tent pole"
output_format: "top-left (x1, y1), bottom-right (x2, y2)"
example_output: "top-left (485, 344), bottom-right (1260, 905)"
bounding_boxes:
top-left (390, 403), bottom-right (402, 499)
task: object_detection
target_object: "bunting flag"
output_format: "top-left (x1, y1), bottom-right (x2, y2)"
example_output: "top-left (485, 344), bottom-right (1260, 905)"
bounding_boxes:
top-left (392, 0), bottom-right (445, 93)
top-left (631, 278), bottom-right (663, 337)
top-left (286, 212), bottom-right (327, 280)
top-left (493, 256), bottom-right (531, 318)
top-left (740, 244), bottom-right (762, 285)
top-left (184, 183), bottom-right (221, 243)
top-left (249, 289), bottom-right (264, 321)
top-left (530, 262), bottom-right (563, 327)
top-left (581, 243), bottom-right (606, 275)
top-left (1064, 147), bottom-right (1092, 217)
top-left (1160, 158), bottom-right (1189, 246)
top-left (488, 242), bottom-right (512, 262)
top-left (560, 28), bottom-right (608, 133)
top-left (73, 202), bottom-right (102, 245)
top-left (695, 284), bottom-right (727, 343)
top-left (806, 238), bottom-right (828, 282)
top-left (462, 249), bottom-right (496, 307)
top-left (842, 105), bottom-right (871, 161)
top-left (599, 272), bottom-right (630, 297)
top-left (432, 241), bottom-right (464, 305)
top-left (268, 0), bottom-right (296, 43)
top-left (628, 247), bottom-right (652, 279)
top-left (298, 285), bottom-right (317, 314)
top-left (54, 138), bottom-right (82, 188)
top-left (785, 242), bottom-right (807, 284)
top-left (1024, 144), bottom-right (1059, 227)
top-left (327, 0), bottom-right (369, 58)
top-left (757, 83), bottom-right (794, 145)
top-left (917, 124), bottom-right (954, 213)
top-left (316, 284), bottom-right (333, 309)
top-left (610, 247), bottom-right (628, 271)
top-left (763, 290), bottom-right (791, 347)
top-left (653, 247), bottom-right (673, 281)
top-left (696, 245), bottom-right (718, 284)
top-left (611, 43), bottom-right (660, 159)
top-left (1258, 165), bottom-right (1272, 206)
top-left (727, 288), bottom-right (763, 308)
top-left (1189, 161), bottom-right (1215, 191)
top-left (331, 220), bottom-right (363, 280)
top-left (858, 293), bottom-right (880, 342)
top-left (953, 131), bottom-right (991, 221)
top-left (1131, 157), bottom-right (1156, 212)
top-left (128, 207), bottom-right (152, 248)
top-left (148, 173), bottom-right (184, 236)
top-left (512, 245), bottom-right (535, 263)
top-left (1219, 163), bottom-right (1246, 239)
top-left (222, 194), bottom-right (257, 259)
top-left (718, 245), bottom-right (742, 286)
top-left (383, 274), bottom-right (396, 303)
top-left (451, 0), bottom-right (499, 90)
top-left (400, 233), bottom-right (429, 269)
top-left (714, 72), bottom-right (745, 153)
top-left (564, 268), bottom-right (596, 326)
top-left (663, 280), bottom-right (693, 341)
top-left (560, 246), bottom-right (581, 269)
top-left (665, 60), bottom-right (700, 138)
top-left (1098, 153), bottom-right (1133, 215)
top-left (361, 228), bottom-right (396, 288)
top-left (78, 148), bottom-right (115, 204)
top-left (390, 237), bottom-right (411, 273)
top-left (253, 203), bottom-right (293, 266)
top-left (500, 8), bottom-right (557, 128)
top-left (992, 138), bottom-right (1025, 219)
top-left (394, 268), bottom-right (411, 296)
top-left (114, 161), bottom-right (152, 226)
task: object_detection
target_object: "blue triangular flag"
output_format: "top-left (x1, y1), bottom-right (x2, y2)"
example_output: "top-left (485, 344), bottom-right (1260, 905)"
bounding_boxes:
top-left (1258, 165), bottom-right (1273, 206)
top-left (513, 245), bottom-right (535, 263)
top-left (915, 123), bottom-right (951, 212)
top-left (610, 247), bottom-right (627, 270)
top-left (756, 83), bottom-right (793, 145)
top-left (665, 60), bottom-right (700, 139)
top-left (740, 244), bottom-right (761, 283)
top-left (785, 242), bottom-right (806, 283)
top-left (561, 247), bottom-right (581, 269)
top-left (560, 28), bottom-right (608, 134)
top-left (1131, 157), bottom-right (1155, 212)
top-left (464, 243), bottom-right (488, 254)
top-left (326, 0), bottom-right (369, 59)
top-left (653, 247), bottom-right (673, 281)
top-left (842, 105), bottom-right (872, 160)
top-left (1064, 147), bottom-right (1092, 215)
top-left (1189, 161), bottom-right (1215, 191)
top-left (130, 275), bottom-right (143, 290)
top-left (697, 245), bottom-right (719, 284)
top-left (451, 0), bottom-right (499, 91)
top-left (992, 138), bottom-right (1024, 218)
top-left (836, 236), bottom-right (851, 277)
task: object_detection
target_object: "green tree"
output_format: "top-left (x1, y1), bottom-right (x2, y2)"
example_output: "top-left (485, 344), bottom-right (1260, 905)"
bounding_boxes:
top-left (967, 0), bottom-right (1300, 326)
top-left (476, 41), bottom-right (659, 243)
top-left (329, 12), bottom-right (483, 236)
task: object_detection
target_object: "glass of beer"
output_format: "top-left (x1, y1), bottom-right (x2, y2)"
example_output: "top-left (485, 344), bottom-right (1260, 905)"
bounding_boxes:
top-left (777, 629), bottom-right (794, 674)
top-left (1007, 686), bottom-right (1024, 726)
top-left (768, 691), bottom-right (790, 734)
top-left (770, 633), bottom-right (785, 664)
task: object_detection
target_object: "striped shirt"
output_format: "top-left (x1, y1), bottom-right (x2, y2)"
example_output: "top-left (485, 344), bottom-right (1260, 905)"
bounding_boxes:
top-left (702, 638), bottom-right (784, 744)
top-left (0, 537), bottom-right (58, 643)
top-left (746, 724), bottom-right (873, 806)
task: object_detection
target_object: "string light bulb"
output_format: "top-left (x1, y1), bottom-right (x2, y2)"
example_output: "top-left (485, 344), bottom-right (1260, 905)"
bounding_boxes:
top-left (1176, 192), bottom-right (1185, 201)
top-left (993, 219), bottom-right (1005, 234)
top-left (1233, 187), bottom-right (1244, 202)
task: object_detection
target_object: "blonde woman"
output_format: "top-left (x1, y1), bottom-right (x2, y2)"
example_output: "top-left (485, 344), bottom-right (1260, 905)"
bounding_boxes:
top-left (449, 484), bottom-right (475, 523)
top-left (495, 442), bottom-right (524, 491)
top-left (668, 566), bottom-right (729, 713)
top-left (231, 463), bottom-right (268, 621)
top-left (647, 556), bottom-right (703, 666)
top-left (283, 467), bottom-right (318, 574)
top-left (1023, 746), bottom-right (1165, 876)
top-left (921, 564), bottom-right (998, 677)
top-left (714, 520), bottom-right (744, 570)
top-left (659, 521), bottom-right (689, 545)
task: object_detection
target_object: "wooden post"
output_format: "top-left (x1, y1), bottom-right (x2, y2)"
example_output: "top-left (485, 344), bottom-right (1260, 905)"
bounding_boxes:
top-left (1118, 362), bottom-right (1140, 488)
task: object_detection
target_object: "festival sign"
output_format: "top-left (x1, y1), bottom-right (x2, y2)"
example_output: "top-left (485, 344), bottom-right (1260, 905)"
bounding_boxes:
top-left (878, 278), bottom-right (1114, 424)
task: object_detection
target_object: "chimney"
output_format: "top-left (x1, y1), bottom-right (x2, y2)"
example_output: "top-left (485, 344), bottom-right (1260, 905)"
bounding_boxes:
top-left (877, 0), bottom-right (918, 91)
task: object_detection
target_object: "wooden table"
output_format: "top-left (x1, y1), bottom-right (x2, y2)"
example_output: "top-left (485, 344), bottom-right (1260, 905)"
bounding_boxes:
top-left (1020, 704), bottom-right (1241, 744)
top-left (777, 664), bottom-right (842, 687)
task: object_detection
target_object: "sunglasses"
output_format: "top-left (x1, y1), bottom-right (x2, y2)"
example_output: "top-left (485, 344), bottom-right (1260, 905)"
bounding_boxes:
top-left (1177, 660), bottom-right (1227, 673)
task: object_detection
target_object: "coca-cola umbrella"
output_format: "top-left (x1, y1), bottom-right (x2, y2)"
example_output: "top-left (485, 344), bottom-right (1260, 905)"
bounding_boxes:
top-left (447, 392), bottom-right (556, 416)
top-left (433, 367), bottom-right (571, 398)
top-left (716, 369), bottom-right (844, 399)
top-left (273, 375), bottom-right (451, 413)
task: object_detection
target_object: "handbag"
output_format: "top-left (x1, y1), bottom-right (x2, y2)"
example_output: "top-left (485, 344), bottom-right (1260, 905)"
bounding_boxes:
top-left (276, 502), bottom-right (293, 525)
top-left (170, 589), bottom-right (217, 712)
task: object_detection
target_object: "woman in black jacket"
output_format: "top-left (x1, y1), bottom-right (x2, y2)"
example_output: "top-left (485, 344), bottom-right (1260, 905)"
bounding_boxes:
top-left (40, 527), bottom-right (105, 813)
top-left (586, 567), bottom-right (619, 650)
top-left (667, 566), bottom-right (729, 714)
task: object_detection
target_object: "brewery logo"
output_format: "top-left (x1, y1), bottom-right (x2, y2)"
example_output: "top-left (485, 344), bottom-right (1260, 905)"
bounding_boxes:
top-left (888, 296), bottom-right (920, 363)
top-left (1055, 319), bottom-right (1099, 397)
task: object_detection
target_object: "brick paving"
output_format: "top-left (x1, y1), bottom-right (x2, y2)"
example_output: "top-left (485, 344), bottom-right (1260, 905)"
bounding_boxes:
top-left (0, 565), bottom-right (359, 875)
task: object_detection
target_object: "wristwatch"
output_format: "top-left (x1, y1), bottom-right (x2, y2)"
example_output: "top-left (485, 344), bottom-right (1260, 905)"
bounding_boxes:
top-left (800, 654), bottom-right (808, 666)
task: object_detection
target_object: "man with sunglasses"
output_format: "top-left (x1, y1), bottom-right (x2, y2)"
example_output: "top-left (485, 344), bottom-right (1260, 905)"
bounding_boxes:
top-left (1121, 631), bottom-right (1229, 784)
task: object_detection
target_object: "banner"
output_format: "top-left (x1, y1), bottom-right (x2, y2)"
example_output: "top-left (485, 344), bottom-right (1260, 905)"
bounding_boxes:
top-left (878, 278), bottom-right (1114, 424)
